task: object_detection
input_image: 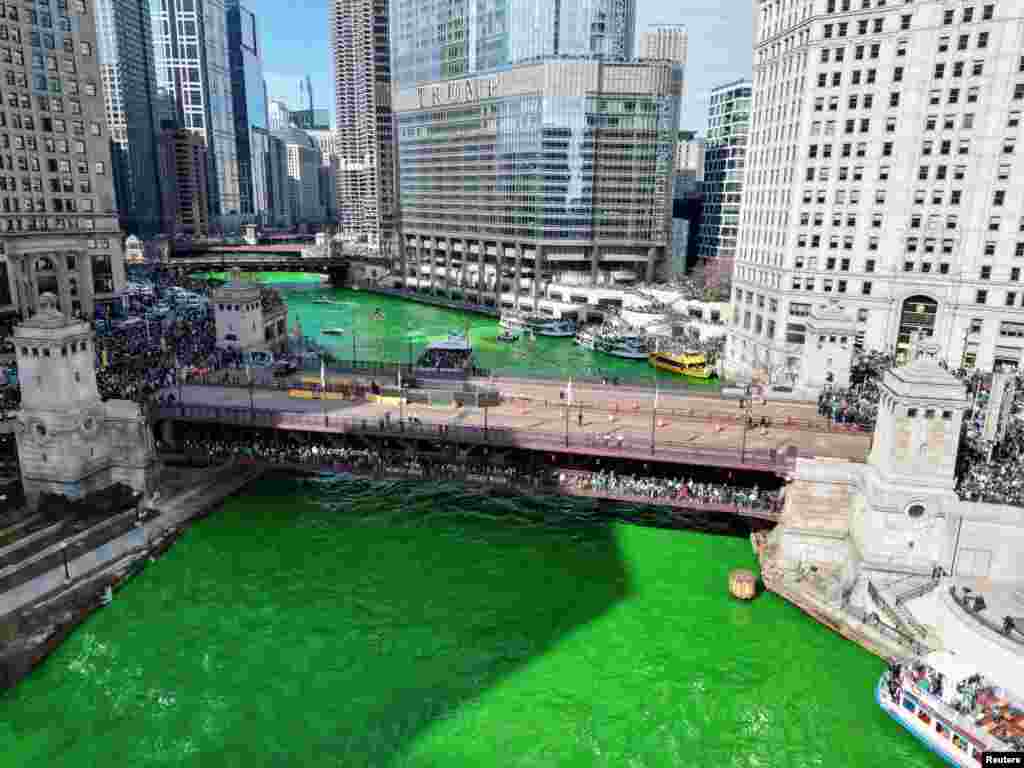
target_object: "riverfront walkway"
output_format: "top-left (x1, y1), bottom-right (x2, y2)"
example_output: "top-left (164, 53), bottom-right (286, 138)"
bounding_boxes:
top-left (0, 463), bottom-right (264, 620)
top-left (160, 382), bottom-right (873, 469)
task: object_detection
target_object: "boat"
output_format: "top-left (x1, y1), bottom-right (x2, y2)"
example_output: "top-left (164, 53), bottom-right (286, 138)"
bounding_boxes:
top-left (499, 312), bottom-right (576, 337)
top-left (312, 297), bottom-right (332, 304)
top-left (594, 332), bottom-right (650, 359)
top-left (321, 327), bottom-right (346, 336)
top-left (649, 351), bottom-right (717, 379)
top-left (878, 651), bottom-right (1024, 766)
top-left (496, 331), bottom-right (519, 343)
top-left (575, 327), bottom-right (598, 350)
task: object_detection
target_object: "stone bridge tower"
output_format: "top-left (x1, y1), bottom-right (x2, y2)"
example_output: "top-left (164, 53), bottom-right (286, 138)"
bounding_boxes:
top-left (14, 293), bottom-right (158, 509)
top-left (842, 346), bottom-right (969, 606)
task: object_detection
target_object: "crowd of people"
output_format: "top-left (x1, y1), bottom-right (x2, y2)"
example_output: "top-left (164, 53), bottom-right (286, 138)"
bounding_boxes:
top-left (417, 347), bottom-right (473, 370)
top-left (956, 371), bottom-right (1024, 505)
top-left (561, 470), bottom-right (782, 511)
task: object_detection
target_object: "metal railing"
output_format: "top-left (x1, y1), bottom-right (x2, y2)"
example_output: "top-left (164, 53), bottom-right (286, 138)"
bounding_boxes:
top-left (556, 481), bottom-right (781, 521)
top-left (948, 586), bottom-right (1024, 647)
top-left (868, 580), bottom-right (929, 638)
top-left (156, 404), bottom-right (800, 471)
top-left (893, 577), bottom-right (942, 606)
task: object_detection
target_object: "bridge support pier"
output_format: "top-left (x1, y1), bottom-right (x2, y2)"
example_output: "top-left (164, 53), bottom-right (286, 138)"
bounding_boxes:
top-left (160, 419), bottom-right (179, 451)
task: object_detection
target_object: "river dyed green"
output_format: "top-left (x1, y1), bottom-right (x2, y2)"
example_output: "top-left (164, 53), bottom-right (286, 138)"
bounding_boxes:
top-left (191, 273), bottom-right (717, 389)
top-left (1, 476), bottom-right (941, 767)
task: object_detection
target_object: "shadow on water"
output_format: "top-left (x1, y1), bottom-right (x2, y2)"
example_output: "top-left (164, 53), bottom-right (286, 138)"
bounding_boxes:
top-left (210, 476), bottom-right (633, 768)
top-left (2, 475), bottom-right (637, 768)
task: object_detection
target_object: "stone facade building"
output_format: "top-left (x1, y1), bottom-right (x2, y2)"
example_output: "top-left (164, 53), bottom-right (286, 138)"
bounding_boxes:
top-left (13, 294), bottom-right (157, 509)
top-left (728, 2), bottom-right (1024, 383)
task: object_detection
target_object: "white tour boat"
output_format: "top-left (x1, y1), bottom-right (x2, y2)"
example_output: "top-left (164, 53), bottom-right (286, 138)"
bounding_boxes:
top-left (878, 651), bottom-right (1024, 766)
top-left (594, 332), bottom-right (650, 359)
top-left (575, 326), bottom-right (599, 350)
top-left (499, 312), bottom-right (576, 337)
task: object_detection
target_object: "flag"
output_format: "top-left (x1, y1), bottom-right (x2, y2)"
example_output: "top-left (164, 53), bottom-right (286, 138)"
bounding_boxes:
top-left (101, 348), bottom-right (108, 369)
top-left (320, 357), bottom-right (326, 390)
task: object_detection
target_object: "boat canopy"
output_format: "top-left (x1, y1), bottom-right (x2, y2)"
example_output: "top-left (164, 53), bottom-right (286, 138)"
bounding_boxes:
top-left (427, 333), bottom-right (471, 352)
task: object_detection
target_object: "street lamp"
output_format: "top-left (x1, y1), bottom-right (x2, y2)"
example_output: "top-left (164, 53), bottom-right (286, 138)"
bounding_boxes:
top-left (61, 542), bottom-right (70, 581)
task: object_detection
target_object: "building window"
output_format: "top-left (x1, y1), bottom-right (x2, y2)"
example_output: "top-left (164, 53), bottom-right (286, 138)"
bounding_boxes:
top-left (862, 281), bottom-right (873, 295)
top-left (976, 289), bottom-right (988, 305)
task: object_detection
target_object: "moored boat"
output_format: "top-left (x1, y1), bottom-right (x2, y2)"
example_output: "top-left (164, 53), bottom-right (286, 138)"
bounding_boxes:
top-left (594, 332), bottom-right (649, 359)
top-left (649, 351), bottom-right (716, 379)
top-left (500, 312), bottom-right (576, 337)
top-left (878, 651), bottom-right (1024, 766)
top-left (575, 326), bottom-right (599, 350)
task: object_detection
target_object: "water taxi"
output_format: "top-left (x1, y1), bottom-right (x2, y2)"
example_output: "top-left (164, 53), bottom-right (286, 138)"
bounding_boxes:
top-left (321, 327), bottom-right (346, 336)
top-left (594, 333), bottom-right (649, 359)
top-left (500, 312), bottom-right (577, 337)
top-left (878, 651), bottom-right (1024, 766)
top-left (649, 351), bottom-right (716, 379)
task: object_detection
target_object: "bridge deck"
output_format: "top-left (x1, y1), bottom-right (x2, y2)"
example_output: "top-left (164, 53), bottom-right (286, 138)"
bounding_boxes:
top-left (162, 383), bottom-right (871, 469)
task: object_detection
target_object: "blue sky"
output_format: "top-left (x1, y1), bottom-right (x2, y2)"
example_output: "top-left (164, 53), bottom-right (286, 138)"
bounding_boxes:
top-left (252, 0), bottom-right (751, 134)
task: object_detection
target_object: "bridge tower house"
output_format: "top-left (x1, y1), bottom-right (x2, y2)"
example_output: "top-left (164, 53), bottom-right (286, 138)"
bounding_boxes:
top-left (841, 346), bottom-right (969, 609)
top-left (13, 293), bottom-right (158, 509)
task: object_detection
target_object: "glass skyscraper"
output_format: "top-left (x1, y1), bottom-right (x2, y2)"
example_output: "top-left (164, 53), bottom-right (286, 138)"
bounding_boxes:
top-left (150, 0), bottom-right (240, 231)
top-left (227, 0), bottom-right (269, 223)
top-left (390, 0), bottom-right (636, 91)
top-left (392, 60), bottom-right (680, 301)
top-left (95, 0), bottom-right (162, 236)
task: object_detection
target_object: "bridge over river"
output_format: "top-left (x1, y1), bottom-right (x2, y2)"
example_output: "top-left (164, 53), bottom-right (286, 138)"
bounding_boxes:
top-left (155, 382), bottom-right (873, 477)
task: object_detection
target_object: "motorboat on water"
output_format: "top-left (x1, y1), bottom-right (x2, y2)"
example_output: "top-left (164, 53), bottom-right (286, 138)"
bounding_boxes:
top-left (496, 331), bottom-right (519, 343)
top-left (649, 350), bottom-right (717, 379)
top-left (321, 327), bottom-right (346, 336)
top-left (594, 332), bottom-right (650, 359)
top-left (879, 651), bottom-right (1024, 766)
top-left (312, 297), bottom-right (332, 304)
top-left (499, 312), bottom-right (577, 337)
top-left (575, 326), bottom-right (599, 350)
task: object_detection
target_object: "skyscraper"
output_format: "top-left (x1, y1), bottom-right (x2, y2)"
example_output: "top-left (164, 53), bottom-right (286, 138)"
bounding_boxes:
top-left (640, 24), bottom-right (688, 66)
top-left (227, 0), bottom-right (270, 224)
top-left (0, 0), bottom-right (127, 320)
top-left (95, 0), bottom-right (163, 236)
top-left (726, 1), bottom-right (1024, 383)
top-left (330, 0), bottom-right (394, 250)
top-left (390, 0), bottom-right (636, 92)
top-left (150, 0), bottom-right (240, 232)
top-left (696, 79), bottom-right (750, 292)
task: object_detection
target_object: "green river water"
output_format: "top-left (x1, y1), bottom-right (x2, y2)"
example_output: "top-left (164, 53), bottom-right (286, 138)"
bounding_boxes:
top-left (1, 274), bottom-right (942, 766)
top-left (191, 273), bottom-right (717, 388)
top-left (0, 476), bottom-right (941, 767)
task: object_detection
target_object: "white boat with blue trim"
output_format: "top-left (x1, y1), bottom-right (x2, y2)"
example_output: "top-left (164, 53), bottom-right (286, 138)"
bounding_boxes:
top-left (878, 651), bottom-right (1024, 766)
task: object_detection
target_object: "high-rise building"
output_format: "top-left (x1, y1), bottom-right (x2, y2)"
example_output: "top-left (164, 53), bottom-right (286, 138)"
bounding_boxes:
top-left (0, 0), bottom-right (127, 321)
top-left (266, 135), bottom-right (292, 229)
top-left (291, 109), bottom-right (331, 131)
top-left (268, 98), bottom-right (291, 131)
top-left (390, 0), bottom-right (636, 91)
top-left (150, 0), bottom-right (239, 232)
top-left (308, 129), bottom-right (339, 221)
top-left (158, 127), bottom-right (211, 237)
top-left (640, 24), bottom-right (688, 65)
top-left (331, 0), bottom-right (394, 250)
top-left (227, 0), bottom-right (270, 225)
top-left (392, 60), bottom-right (681, 303)
top-left (271, 127), bottom-right (323, 227)
top-left (95, 0), bottom-right (163, 237)
top-left (676, 132), bottom-right (705, 180)
top-left (696, 79), bottom-right (750, 291)
top-left (727, 2), bottom-right (1024, 384)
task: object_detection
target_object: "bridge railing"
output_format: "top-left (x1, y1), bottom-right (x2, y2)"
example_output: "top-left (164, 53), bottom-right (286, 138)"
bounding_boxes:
top-left (156, 404), bottom-right (800, 471)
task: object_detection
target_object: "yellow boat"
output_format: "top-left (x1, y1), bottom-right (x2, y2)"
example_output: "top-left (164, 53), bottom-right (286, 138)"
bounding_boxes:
top-left (648, 351), bottom-right (717, 379)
